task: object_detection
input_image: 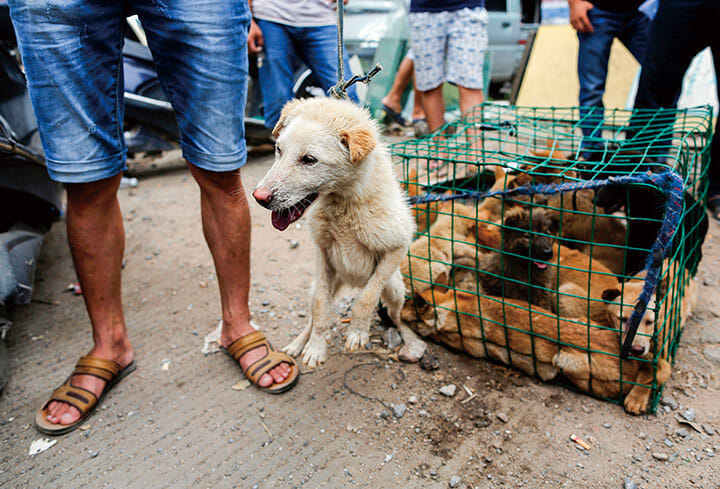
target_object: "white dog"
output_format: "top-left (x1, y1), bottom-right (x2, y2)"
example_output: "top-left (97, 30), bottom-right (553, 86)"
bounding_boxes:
top-left (252, 97), bottom-right (427, 367)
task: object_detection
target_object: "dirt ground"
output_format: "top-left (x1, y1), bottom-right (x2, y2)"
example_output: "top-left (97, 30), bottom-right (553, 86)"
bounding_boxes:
top-left (1, 148), bottom-right (719, 489)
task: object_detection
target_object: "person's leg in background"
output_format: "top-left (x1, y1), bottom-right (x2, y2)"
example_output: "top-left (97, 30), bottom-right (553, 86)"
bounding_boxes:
top-left (381, 54), bottom-right (415, 125)
top-left (255, 19), bottom-right (298, 129)
top-left (295, 24), bottom-right (358, 103)
top-left (137, 0), bottom-right (292, 387)
top-left (617, 10), bottom-right (649, 64)
top-left (8, 0), bottom-right (135, 427)
top-left (707, 32), bottom-right (720, 215)
top-left (576, 8), bottom-right (621, 155)
top-left (409, 10), bottom-right (448, 132)
top-left (447, 7), bottom-right (488, 153)
top-left (447, 7), bottom-right (487, 116)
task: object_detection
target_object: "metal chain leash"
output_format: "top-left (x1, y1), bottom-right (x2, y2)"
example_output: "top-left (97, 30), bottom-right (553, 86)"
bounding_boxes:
top-left (328, 0), bottom-right (383, 100)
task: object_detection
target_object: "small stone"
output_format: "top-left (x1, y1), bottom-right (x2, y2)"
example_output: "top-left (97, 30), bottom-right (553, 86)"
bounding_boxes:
top-left (475, 417), bottom-right (491, 428)
top-left (652, 452), bottom-right (669, 461)
top-left (602, 422), bottom-right (612, 429)
top-left (702, 424), bottom-right (715, 436)
top-left (439, 384), bottom-right (457, 397)
top-left (624, 477), bottom-right (638, 489)
top-left (393, 404), bottom-right (407, 419)
top-left (384, 454), bottom-right (393, 463)
top-left (408, 395), bottom-right (418, 405)
top-left (660, 397), bottom-right (678, 410)
top-left (664, 439), bottom-right (674, 448)
top-left (496, 412), bottom-right (509, 424)
top-left (681, 408), bottom-right (696, 422)
top-left (663, 405), bottom-right (671, 414)
top-left (638, 432), bottom-right (648, 440)
top-left (252, 485), bottom-right (259, 489)
top-left (289, 239), bottom-right (299, 249)
top-left (262, 300), bottom-right (271, 306)
top-left (449, 475), bottom-right (462, 488)
top-left (87, 450), bottom-right (99, 459)
top-left (297, 311), bottom-right (307, 318)
top-left (420, 352), bottom-right (440, 371)
top-left (385, 327), bottom-right (403, 349)
top-left (676, 428), bottom-right (689, 438)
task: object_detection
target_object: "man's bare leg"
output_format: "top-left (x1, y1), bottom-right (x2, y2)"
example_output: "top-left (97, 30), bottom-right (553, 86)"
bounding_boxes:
top-left (458, 85), bottom-right (485, 152)
top-left (45, 173), bottom-right (134, 426)
top-left (188, 165), bottom-right (290, 388)
top-left (381, 56), bottom-right (415, 116)
top-left (458, 85), bottom-right (484, 115)
top-left (421, 84), bottom-right (445, 132)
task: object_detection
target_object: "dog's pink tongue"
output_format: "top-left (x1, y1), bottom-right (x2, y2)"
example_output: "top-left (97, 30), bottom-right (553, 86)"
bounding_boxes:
top-left (534, 262), bottom-right (548, 270)
top-left (271, 208), bottom-right (302, 231)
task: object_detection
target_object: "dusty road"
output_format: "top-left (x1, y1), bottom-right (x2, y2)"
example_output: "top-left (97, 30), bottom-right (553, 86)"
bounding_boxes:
top-left (1, 149), bottom-right (719, 489)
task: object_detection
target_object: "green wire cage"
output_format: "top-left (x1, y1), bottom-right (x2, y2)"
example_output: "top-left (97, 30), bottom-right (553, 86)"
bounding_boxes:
top-left (393, 103), bottom-right (713, 414)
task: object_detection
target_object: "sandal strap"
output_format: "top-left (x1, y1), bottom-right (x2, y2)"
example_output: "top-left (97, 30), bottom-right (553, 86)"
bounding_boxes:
top-left (73, 356), bottom-right (122, 382)
top-left (227, 331), bottom-right (271, 361)
top-left (45, 380), bottom-right (98, 413)
top-left (244, 350), bottom-right (296, 385)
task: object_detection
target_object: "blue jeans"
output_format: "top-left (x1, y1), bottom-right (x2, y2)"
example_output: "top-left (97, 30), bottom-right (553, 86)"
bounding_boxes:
top-left (256, 20), bottom-right (358, 129)
top-left (577, 7), bottom-right (649, 146)
top-left (8, 0), bottom-right (250, 183)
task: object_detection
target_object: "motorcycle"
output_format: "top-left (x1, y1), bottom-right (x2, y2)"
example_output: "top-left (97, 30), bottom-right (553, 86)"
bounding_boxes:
top-left (0, 3), bottom-right (62, 392)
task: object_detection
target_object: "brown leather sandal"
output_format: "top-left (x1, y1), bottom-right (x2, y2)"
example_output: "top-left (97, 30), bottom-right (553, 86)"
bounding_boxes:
top-left (35, 356), bottom-right (136, 436)
top-left (226, 331), bottom-right (299, 394)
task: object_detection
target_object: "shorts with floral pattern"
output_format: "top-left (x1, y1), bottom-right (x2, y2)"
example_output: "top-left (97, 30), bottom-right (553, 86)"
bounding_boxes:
top-left (409, 7), bottom-right (489, 91)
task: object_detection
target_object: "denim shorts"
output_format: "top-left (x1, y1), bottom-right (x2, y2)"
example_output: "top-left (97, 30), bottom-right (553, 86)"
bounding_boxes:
top-left (409, 7), bottom-right (489, 91)
top-left (8, 0), bottom-right (251, 183)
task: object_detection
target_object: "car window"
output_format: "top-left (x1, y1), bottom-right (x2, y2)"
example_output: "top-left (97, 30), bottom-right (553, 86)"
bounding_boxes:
top-left (486, 0), bottom-right (507, 12)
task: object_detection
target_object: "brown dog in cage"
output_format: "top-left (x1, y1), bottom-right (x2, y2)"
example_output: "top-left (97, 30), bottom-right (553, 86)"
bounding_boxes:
top-left (402, 201), bottom-right (485, 296)
top-left (475, 207), bottom-right (557, 311)
top-left (602, 260), bottom-right (698, 360)
top-left (553, 244), bottom-right (623, 326)
top-left (403, 287), bottom-right (671, 414)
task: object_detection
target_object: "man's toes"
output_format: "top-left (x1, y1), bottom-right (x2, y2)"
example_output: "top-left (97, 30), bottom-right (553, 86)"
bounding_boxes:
top-left (258, 373), bottom-right (274, 388)
top-left (270, 368), bottom-right (286, 384)
top-left (59, 407), bottom-right (80, 426)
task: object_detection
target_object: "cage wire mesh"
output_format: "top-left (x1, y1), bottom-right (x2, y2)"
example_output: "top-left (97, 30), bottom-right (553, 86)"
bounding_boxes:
top-left (394, 103), bottom-right (712, 413)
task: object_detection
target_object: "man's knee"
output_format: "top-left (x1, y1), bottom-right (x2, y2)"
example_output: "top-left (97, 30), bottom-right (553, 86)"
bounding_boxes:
top-left (189, 164), bottom-right (244, 195)
top-left (66, 174), bottom-right (122, 206)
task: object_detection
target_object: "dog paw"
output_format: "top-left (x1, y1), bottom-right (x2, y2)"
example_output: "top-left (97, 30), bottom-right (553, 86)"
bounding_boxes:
top-left (344, 328), bottom-right (370, 352)
top-left (283, 336), bottom-right (307, 357)
top-left (398, 337), bottom-right (426, 362)
top-left (301, 336), bottom-right (328, 368)
top-left (623, 390), bottom-right (649, 415)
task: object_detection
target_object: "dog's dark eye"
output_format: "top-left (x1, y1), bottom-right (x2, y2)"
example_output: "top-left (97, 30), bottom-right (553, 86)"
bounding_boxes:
top-left (300, 154), bottom-right (317, 165)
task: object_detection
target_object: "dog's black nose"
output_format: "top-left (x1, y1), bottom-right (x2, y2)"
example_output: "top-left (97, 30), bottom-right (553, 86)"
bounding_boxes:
top-left (253, 187), bottom-right (274, 209)
top-left (540, 247), bottom-right (553, 260)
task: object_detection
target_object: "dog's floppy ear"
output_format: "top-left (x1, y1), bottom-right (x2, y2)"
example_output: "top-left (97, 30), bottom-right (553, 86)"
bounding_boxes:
top-left (602, 288), bottom-right (622, 302)
top-left (340, 127), bottom-right (376, 164)
top-left (272, 99), bottom-right (303, 139)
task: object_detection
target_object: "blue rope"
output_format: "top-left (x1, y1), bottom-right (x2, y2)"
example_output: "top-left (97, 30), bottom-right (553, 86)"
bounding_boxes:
top-left (409, 170), bottom-right (685, 359)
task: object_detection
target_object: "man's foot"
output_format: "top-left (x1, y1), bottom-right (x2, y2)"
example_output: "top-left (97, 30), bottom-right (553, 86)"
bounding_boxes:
top-left (381, 97), bottom-right (406, 126)
top-left (222, 329), bottom-right (291, 388)
top-left (44, 345), bottom-right (134, 426)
